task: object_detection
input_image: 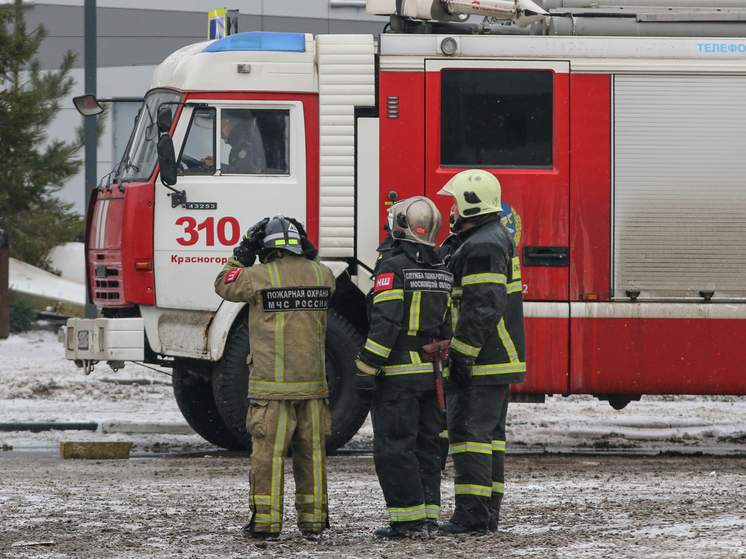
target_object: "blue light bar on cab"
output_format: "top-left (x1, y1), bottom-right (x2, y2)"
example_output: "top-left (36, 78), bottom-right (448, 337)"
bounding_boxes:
top-left (204, 32), bottom-right (306, 53)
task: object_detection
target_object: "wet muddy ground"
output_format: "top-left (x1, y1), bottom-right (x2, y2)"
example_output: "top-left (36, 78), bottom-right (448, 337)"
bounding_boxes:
top-left (2, 452), bottom-right (745, 559)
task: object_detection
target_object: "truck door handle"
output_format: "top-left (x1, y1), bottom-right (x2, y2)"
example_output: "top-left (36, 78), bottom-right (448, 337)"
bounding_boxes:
top-left (522, 246), bottom-right (569, 267)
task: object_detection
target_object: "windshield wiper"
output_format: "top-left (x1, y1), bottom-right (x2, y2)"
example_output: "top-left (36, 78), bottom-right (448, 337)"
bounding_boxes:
top-left (119, 156), bottom-right (140, 175)
top-left (101, 157), bottom-right (138, 193)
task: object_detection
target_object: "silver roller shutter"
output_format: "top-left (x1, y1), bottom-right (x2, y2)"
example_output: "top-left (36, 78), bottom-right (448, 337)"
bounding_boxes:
top-left (613, 75), bottom-right (746, 300)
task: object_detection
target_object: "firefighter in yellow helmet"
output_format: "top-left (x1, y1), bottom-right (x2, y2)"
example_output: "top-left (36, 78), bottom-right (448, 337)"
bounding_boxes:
top-left (355, 196), bottom-right (453, 539)
top-left (436, 170), bottom-right (526, 536)
top-left (215, 215), bottom-right (335, 540)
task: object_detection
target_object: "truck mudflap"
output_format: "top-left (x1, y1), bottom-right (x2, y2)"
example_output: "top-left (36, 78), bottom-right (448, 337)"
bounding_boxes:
top-left (65, 318), bottom-right (145, 374)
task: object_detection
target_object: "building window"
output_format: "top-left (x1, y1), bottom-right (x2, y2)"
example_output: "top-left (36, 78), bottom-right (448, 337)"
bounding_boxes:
top-left (440, 69), bottom-right (553, 169)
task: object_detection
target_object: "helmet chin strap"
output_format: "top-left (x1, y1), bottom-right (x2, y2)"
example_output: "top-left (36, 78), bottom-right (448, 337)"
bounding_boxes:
top-left (452, 215), bottom-right (466, 233)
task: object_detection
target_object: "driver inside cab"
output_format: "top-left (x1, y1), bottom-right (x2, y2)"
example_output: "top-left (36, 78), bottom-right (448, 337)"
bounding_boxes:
top-left (199, 109), bottom-right (266, 174)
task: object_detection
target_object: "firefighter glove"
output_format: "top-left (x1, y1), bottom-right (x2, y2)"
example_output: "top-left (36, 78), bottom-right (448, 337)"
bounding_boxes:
top-left (241, 217), bottom-right (270, 253)
top-left (448, 353), bottom-right (473, 388)
top-left (232, 245), bottom-right (256, 267)
top-left (286, 217), bottom-right (318, 260)
top-left (301, 237), bottom-right (318, 260)
top-left (286, 217), bottom-right (308, 238)
top-left (354, 354), bottom-right (380, 394)
top-left (354, 371), bottom-right (377, 394)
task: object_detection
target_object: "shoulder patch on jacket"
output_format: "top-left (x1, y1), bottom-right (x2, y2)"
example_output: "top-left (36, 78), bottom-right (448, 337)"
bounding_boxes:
top-left (374, 272), bottom-right (395, 292)
top-left (225, 268), bottom-right (242, 284)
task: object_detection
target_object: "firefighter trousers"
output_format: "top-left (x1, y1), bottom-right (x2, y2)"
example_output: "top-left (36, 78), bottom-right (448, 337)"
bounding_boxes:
top-left (372, 383), bottom-right (442, 525)
top-left (446, 383), bottom-right (510, 530)
top-left (246, 398), bottom-right (330, 534)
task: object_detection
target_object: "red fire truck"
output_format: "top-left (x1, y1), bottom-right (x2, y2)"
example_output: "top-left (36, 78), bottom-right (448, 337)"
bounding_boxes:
top-left (67, 0), bottom-right (746, 451)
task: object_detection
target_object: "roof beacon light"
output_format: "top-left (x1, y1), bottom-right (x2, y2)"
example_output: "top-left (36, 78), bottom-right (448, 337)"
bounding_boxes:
top-left (204, 32), bottom-right (306, 53)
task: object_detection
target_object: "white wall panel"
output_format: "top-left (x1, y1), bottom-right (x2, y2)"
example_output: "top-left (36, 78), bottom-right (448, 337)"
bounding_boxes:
top-left (321, 146), bottom-right (355, 156)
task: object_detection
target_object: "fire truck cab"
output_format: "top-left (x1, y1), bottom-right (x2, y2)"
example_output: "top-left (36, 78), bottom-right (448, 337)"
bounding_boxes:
top-left (67, 0), bottom-right (746, 450)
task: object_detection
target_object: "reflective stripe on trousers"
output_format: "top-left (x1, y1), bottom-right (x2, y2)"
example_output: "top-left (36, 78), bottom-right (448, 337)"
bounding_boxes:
top-left (373, 384), bottom-right (442, 524)
top-left (248, 398), bottom-right (329, 533)
top-left (446, 383), bottom-right (510, 530)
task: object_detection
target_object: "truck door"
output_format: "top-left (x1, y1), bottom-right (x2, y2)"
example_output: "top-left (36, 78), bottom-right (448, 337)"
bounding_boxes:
top-left (153, 100), bottom-right (307, 311)
top-left (424, 59), bottom-right (570, 395)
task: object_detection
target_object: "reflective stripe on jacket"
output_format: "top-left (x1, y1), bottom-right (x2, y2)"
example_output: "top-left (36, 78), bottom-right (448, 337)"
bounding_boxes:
top-left (215, 252), bottom-right (336, 400)
top-left (447, 215), bottom-right (526, 386)
top-left (359, 242), bottom-right (452, 390)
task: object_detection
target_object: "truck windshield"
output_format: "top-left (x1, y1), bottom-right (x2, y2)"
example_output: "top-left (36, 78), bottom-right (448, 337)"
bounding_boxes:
top-left (117, 89), bottom-right (182, 182)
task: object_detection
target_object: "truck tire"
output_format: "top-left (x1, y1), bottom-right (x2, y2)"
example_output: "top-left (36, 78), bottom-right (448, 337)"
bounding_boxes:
top-left (325, 310), bottom-right (368, 452)
top-left (172, 365), bottom-right (246, 450)
top-left (212, 310), bottom-right (369, 454)
top-left (211, 315), bottom-right (252, 450)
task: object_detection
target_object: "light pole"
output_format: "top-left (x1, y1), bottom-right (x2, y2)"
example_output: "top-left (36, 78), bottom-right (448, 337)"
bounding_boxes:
top-left (83, 0), bottom-right (97, 319)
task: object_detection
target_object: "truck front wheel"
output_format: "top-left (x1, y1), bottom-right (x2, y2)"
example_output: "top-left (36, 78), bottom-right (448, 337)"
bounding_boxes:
top-left (172, 365), bottom-right (246, 450)
top-left (212, 310), bottom-right (369, 454)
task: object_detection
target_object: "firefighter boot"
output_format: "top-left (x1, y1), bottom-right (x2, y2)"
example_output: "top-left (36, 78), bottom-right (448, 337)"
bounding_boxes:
top-left (488, 492), bottom-right (503, 533)
top-left (242, 521), bottom-right (280, 541)
top-left (437, 520), bottom-right (487, 536)
top-left (427, 519), bottom-right (439, 537)
top-left (374, 521), bottom-right (429, 540)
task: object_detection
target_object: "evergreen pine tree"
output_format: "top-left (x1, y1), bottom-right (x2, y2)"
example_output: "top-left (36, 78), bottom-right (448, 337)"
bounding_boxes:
top-left (0, 0), bottom-right (97, 271)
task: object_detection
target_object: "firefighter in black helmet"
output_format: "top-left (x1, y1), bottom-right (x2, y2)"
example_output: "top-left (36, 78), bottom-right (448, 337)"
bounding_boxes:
top-left (215, 215), bottom-right (335, 540)
top-left (355, 196), bottom-right (453, 539)
top-left (436, 170), bottom-right (526, 536)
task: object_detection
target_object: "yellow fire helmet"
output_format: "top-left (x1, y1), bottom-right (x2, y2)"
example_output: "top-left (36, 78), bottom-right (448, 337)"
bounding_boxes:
top-left (438, 169), bottom-right (502, 219)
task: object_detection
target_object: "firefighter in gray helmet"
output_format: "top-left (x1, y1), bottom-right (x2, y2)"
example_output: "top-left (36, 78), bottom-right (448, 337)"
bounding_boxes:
top-left (436, 170), bottom-right (526, 536)
top-left (215, 215), bottom-right (335, 540)
top-left (355, 196), bottom-right (453, 539)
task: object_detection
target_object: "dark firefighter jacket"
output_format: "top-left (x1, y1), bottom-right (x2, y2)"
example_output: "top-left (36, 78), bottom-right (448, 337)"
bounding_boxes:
top-left (225, 120), bottom-right (265, 174)
top-left (357, 242), bottom-right (453, 390)
top-left (214, 251), bottom-right (336, 400)
top-left (446, 214), bottom-right (526, 386)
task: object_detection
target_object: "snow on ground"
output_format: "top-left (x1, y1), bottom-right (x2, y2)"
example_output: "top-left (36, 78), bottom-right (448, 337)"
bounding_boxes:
top-left (1, 329), bottom-right (746, 454)
top-left (2, 330), bottom-right (746, 559)
top-left (0, 329), bottom-right (197, 452)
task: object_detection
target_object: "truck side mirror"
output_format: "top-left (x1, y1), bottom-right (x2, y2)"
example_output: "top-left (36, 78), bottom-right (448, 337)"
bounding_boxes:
top-left (157, 106), bottom-right (173, 133)
top-left (72, 94), bottom-right (104, 116)
top-left (157, 135), bottom-right (178, 186)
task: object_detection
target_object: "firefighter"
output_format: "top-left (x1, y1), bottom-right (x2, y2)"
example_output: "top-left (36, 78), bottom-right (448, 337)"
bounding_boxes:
top-left (202, 110), bottom-right (266, 173)
top-left (436, 169), bottom-right (526, 536)
top-left (214, 215), bottom-right (335, 540)
top-left (354, 196), bottom-right (453, 540)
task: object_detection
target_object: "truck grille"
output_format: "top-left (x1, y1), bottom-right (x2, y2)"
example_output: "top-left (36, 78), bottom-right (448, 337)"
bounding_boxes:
top-left (90, 256), bottom-right (124, 304)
